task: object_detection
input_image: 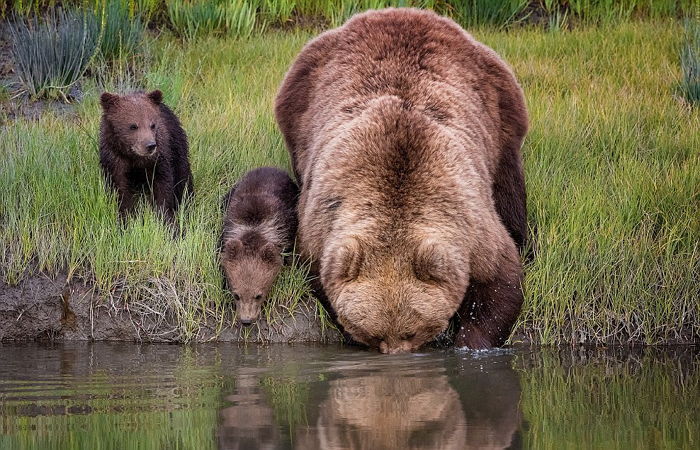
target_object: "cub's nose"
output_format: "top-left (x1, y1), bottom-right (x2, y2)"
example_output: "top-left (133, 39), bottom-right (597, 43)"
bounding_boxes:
top-left (146, 142), bottom-right (157, 153)
top-left (239, 319), bottom-right (253, 326)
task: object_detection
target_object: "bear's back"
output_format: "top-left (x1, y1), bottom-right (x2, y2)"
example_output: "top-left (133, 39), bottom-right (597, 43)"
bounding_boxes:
top-left (223, 168), bottom-right (298, 247)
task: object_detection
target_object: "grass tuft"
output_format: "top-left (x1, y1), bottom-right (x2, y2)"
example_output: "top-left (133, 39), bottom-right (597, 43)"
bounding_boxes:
top-left (452, 0), bottom-right (529, 29)
top-left (166, 0), bottom-right (258, 41)
top-left (8, 9), bottom-right (99, 100)
top-left (97, 0), bottom-right (148, 60)
top-left (681, 18), bottom-right (700, 105)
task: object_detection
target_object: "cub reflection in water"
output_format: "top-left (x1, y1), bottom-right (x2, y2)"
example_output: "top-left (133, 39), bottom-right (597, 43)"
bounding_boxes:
top-left (296, 359), bottom-right (522, 450)
top-left (218, 368), bottom-right (281, 450)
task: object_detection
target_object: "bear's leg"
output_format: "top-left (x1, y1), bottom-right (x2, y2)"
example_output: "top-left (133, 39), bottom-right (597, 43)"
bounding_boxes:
top-left (116, 188), bottom-right (137, 222)
top-left (102, 160), bottom-right (137, 222)
top-left (454, 252), bottom-right (523, 349)
top-left (172, 160), bottom-right (194, 207)
top-left (492, 148), bottom-right (527, 252)
top-left (151, 170), bottom-right (176, 224)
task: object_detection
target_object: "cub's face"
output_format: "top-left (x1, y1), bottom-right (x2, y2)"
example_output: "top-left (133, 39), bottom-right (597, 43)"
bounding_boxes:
top-left (221, 238), bottom-right (282, 326)
top-left (322, 237), bottom-right (468, 353)
top-left (100, 90), bottom-right (164, 159)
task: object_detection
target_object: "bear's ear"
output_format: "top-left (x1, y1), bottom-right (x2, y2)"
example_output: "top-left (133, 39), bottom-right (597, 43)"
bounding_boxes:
top-left (100, 92), bottom-right (119, 110)
top-left (147, 90), bottom-right (163, 104)
top-left (224, 239), bottom-right (243, 259)
top-left (413, 240), bottom-right (451, 284)
top-left (324, 237), bottom-right (364, 284)
top-left (260, 243), bottom-right (280, 265)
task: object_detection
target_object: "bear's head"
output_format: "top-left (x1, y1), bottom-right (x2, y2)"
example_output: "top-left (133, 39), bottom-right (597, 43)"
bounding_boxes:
top-left (220, 231), bottom-right (282, 326)
top-left (321, 234), bottom-right (468, 353)
top-left (100, 90), bottom-right (165, 159)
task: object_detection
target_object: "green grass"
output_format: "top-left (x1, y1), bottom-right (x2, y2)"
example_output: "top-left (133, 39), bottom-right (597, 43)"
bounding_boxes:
top-left (1, 21), bottom-right (698, 344)
top-left (3, 0), bottom-right (697, 28)
top-left (166, 0), bottom-right (258, 41)
top-left (489, 22), bottom-right (700, 344)
top-left (97, 0), bottom-right (148, 60)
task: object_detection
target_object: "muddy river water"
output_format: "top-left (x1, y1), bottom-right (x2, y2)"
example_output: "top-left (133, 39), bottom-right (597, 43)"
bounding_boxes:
top-left (0, 343), bottom-right (697, 449)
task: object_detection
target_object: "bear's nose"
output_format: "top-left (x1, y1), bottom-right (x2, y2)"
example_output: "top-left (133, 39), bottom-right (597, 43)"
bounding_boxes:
top-left (239, 319), bottom-right (253, 326)
top-left (146, 142), bottom-right (157, 153)
top-left (379, 340), bottom-right (411, 354)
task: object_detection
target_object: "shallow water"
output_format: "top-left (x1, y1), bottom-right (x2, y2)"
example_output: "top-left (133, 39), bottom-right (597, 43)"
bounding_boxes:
top-left (0, 343), bottom-right (697, 449)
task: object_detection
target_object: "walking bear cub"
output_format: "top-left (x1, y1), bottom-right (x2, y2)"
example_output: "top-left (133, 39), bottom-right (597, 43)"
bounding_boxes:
top-left (219, 167), bottom-right (299, 325)
top-left (275, 9), bottom-right (528, 353)
top-left (99, 90), bottom-right (194, 224)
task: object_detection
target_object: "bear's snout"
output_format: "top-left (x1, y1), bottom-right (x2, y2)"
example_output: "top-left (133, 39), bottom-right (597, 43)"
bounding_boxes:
top-left (145, 142), bottom-right (157, 154)
top-left (236, 301), bottom-right (261, 325)
top-left (379, 339), bottom-right (413, 354)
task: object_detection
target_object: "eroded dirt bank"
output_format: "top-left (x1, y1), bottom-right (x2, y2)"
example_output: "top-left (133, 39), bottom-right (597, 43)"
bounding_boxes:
top-left (0, 274), bottom-right (341, 343)
top-left (4, 274), bottom-right (697, 345)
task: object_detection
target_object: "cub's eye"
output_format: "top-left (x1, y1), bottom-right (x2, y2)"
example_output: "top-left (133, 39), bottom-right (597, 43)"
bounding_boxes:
top-left (254, 294), bottom-right (263, 300)
top-left (232, 293), bottom-right (240, 301)
top-left (129, 124), bottom-right (138, 130)
top-left (401, 332), bottom-right (416, 340)
top-left (150, 123), bottom-right (156, 130)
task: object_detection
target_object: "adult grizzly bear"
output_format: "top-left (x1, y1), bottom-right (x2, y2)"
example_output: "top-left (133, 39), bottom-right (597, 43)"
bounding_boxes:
top-left (275, 8), bottom-right (528, 353)
top-left (99, 90), bottom-right (194, 224)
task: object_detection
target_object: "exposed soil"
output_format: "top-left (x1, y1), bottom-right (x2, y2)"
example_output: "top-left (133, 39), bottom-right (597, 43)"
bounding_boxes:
top-left (3, 274), bottom-right (697, 345)
top-left (0, 273), bottom-right (342, 343)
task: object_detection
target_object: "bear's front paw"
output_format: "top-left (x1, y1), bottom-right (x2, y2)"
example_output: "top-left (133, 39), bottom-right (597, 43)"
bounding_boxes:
top-left (455, 325), bottom-right (493, 349)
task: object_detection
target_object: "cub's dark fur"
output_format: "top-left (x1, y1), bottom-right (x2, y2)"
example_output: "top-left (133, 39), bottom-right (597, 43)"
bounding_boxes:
top-left (99, 90), bottom-right (194, 224)
top-left (219, 167), bottom-right (299, 325)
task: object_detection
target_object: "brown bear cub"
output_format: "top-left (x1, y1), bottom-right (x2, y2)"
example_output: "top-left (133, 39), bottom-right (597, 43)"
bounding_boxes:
top-left (99, 90), bottom-right (194, 224)
top-left (219, 167), bottom-right (299, 325)
top-left (275, 8), bottom-right (528, 353)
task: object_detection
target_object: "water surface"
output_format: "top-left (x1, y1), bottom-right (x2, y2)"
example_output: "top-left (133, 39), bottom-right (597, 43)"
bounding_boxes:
top-left (0, 343), bottom-right (697, 449)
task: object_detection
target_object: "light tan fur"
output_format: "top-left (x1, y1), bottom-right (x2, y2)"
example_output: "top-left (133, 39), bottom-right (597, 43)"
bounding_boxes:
top-left (275, 8), bottom-right (527, 352)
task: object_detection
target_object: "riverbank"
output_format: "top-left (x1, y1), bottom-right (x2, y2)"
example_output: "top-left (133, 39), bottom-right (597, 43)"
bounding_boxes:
top-left (1, 22), bottom-right (698, 345)
top-left (0, 274), bottom-right (339, 343)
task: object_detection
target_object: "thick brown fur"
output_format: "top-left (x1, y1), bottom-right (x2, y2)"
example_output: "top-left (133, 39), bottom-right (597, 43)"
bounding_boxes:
top-left (275, 8), bottom-right (528, 352)
top-left (219, 167), bottom-right (299, 324)
top-left (99, 90), bottom-right (194, 224)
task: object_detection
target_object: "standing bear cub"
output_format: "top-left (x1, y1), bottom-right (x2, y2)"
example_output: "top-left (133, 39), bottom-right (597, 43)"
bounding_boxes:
top-left (219, 167), bottom-right (299, 325)
top-left (275, 8), bottom-right (528, 353)
top-left (99, 90), bottom-right (194, 224)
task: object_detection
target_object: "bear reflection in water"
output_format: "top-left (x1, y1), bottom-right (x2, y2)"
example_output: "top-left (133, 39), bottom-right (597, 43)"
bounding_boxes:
top-left (218, 356), bottom-right (522, 450)
top-left (297, 366), bottom-right (522, 450)
top-left (297, 374), bottom-right (470, 449)
top-left (218, 368), bottom-right (281, 450)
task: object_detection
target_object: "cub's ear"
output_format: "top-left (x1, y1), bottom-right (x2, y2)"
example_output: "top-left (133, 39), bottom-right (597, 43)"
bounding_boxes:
top-left (413, 240), bottom-right (452, 284)
top-left (260, 243), bottom-right (280, 265)
top-left (100, 92), bottom-right (119, 110)
top-left (324, 237), bottom-right (364, 284)
top-left (147, 90), bottom-right (163, 104)
top-left (223, 239), bottom-right (243, 259)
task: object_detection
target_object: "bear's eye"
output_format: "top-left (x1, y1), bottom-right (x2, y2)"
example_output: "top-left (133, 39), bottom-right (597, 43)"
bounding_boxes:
top-left (254, 294), bottom-right (262, 300)
top-left (129, 124), bottom-right (138, 130)
top-left (232, 293), bottom-right (240, 301)
top-left (150, 123), bottom-right (155, 130)
top-left (401, 332), bottom-right (416, 340)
